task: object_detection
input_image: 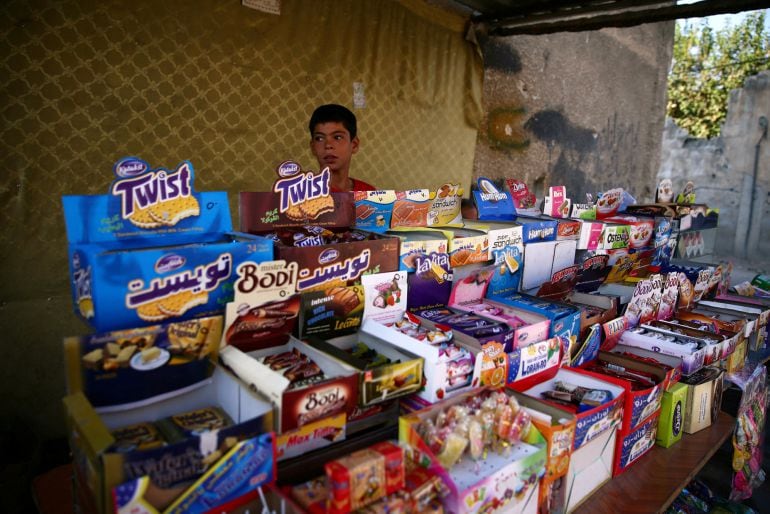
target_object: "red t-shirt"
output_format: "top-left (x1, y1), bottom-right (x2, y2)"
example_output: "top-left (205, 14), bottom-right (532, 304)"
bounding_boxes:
top-left (331, 178), bottom-right (377, 192)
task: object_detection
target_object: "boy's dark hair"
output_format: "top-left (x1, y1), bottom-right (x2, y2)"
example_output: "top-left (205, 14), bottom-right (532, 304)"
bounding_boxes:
top-left (308, 104), bottom-right (357, 139)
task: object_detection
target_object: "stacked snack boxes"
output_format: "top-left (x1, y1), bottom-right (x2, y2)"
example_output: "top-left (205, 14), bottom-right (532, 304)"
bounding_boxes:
top-left (239, 162), bottom-right (399, 293)
top-left (62, 157), bottom-right (273, 332)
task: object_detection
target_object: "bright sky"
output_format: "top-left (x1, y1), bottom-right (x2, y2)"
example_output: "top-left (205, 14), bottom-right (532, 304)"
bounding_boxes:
top-left (677, 5), bottom-right (769, 31)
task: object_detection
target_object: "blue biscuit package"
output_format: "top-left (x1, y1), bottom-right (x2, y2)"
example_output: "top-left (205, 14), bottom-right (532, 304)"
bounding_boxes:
top-left (63, 157), bottom-right (273, 331)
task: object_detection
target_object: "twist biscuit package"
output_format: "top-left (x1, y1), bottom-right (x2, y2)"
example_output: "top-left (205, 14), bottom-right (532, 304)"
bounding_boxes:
top-left (65, 316), bottom-right (223, 409)
top-left (62, 157), bottom-right (273, 332)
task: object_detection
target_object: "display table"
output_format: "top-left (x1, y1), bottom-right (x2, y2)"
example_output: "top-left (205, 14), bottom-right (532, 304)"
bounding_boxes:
top-left (574, 412), bottom-right (735, 514)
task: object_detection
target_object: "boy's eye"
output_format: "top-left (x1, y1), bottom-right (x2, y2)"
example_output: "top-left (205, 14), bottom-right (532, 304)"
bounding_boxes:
top-left (334, 135), bottom-right (344, 140)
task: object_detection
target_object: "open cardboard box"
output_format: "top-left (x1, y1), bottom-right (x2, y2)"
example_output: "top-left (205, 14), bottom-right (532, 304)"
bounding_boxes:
top-left (564, 421), bottom-right (618, 512)
top-left (510, 392), bottom-right (577, 514)
top-left (63, 365), bottom-right (274, 514)
top-left (581, 351), bottom-right (668, 432)
top-left (449, 269), bottom-right (552, 349)
top-left (613, 410), bottom-right (660, 476)
top-left (305, 330), bottom-right (425, 407)
top-left (511, 367), bottom-right (624, 451)
top-left (360, 316), bottom-right (478, 403)
top-left (521, 240), bottom-right (578, 292)
top-left (608, 343), bottom-right (683, 387)
top-left (619, 328), bottom-right (707, 376)
top-left (697, 299), bottom-right (769, 351)
top-left (219, 337), bottom-right (358, 433)
top-left (565, 291), bottom-right (619, 337)
top-left (399, 388), bottom-right (547, 514)
top-left (645, 319), bottom-right (741, 363)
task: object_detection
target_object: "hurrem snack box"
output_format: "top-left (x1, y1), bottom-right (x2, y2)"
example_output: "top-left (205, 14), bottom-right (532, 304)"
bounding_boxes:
top-left (62, 157), bottom-right (273, 332)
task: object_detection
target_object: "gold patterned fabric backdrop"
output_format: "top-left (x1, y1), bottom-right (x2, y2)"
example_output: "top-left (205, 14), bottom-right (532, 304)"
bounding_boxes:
top-left (0, 0), bottom-right (481, 439)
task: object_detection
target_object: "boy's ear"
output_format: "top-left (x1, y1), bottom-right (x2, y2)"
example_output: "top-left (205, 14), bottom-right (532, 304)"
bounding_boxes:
top-left (351, 136), bottom-right (360, 153)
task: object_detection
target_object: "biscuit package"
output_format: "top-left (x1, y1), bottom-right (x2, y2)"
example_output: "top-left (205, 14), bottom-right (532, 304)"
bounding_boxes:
top-left (64, 315), bottom-right (223, 408)
top-left (240, 161), bottom-right (400, 293)
top-left (62, 157), bottom-right (273, 331)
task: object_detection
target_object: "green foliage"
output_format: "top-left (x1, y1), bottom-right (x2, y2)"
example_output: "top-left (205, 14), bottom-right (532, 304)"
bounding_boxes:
top-left (667, 11), bottom-right (770, 138)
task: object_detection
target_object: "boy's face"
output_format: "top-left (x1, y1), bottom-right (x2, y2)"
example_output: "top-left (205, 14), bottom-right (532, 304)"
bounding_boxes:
top-left (310, 121), bottom-right (359, 175)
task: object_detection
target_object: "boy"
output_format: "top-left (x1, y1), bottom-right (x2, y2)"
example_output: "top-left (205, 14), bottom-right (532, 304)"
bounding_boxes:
top-left (309, 104), bottom-right (376, 192)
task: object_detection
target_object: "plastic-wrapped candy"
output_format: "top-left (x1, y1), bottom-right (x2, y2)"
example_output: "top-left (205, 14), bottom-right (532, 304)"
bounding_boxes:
top-left (436, 431), bottom-right (468, 469)
top-left (468, 419), bottom-right (484, 461)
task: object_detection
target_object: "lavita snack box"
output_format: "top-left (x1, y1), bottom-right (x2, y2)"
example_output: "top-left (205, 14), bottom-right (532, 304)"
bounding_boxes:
top-left (62, 157), bottom-right (273, 332)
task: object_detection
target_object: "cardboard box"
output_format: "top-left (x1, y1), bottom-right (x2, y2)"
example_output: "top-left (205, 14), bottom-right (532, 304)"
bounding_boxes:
top-left (698, 299), bottom-right (769, 351)
top-left (386, 229), bottom-right (450, 271)
top-left (564, 423), bottom-right (618, 513)
top-left (113, 433), bottom-right (276, 514)
top-left (515, 215), bottom-right (559, 243)
top-left (275, 412), bottom-right (346, 462)
top-left (644, 319), bottom-right (740, 364)
top-left (581, 351), bottom-right (668, 432)
top-left (64, 316), bottom-right (222, 409)
top-left (619, 328), bottom-right (707, 376)
top-left (608, 343), bottom-right (682, 388)
top-left (521, 240), bottom-right (577, 292)
top-left (305, 331), bottom-right (425, 407)
top-left (577, 220), bottom-right (605, 251)
top-left (63, 365), bottom-right (274, 514)
top-left (680, 366), bottom-right (724, 434)
top-left (725, 338), bottom-right (748, 374)
top-left (62, 158), bottom-right (274, 332)
top-left (273, 230), bottom-right (400, 292)
top-left (428, 226), bottom-right (491, 268)
top-left (399, 389), bottom-right (546, 514)
top-left (656, 382), bottom-right (687, 448)
top-left (507, 337), bottom-right (564, 390)
top-left (219, 338), bottom-right (358, 432)
top-left (449, 273), bottom-right (552, 350)
top-left (512, 368), bottom-right (625, 451)
top-left (359, 316), bottom-right (477, 403)
top-left (565, 291), bottom-right (618, 338)
top-left (613, 410), bottom-right (659, 476)
top-left (511, 393), bottom-right (576, 514)
top-left (492, 293), bottom-right (580, 344)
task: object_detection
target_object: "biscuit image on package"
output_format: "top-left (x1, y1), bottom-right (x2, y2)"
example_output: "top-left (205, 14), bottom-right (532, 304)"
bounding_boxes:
top-left (157, 290), bottom-right (209, 317)
top-left (82, 348), bottom-right (104, 369)
top-left (149, 195), bottom-right (200, 226)
top-left (129, 202), bottom-right (163, 229)
top-left (78, 297), bottom-right (95, 319)
top-left (284, 202), bottom-right (306, 221)
top-left (137, 301), bottom-right (169, 322)
top-left (302, 195), bottom-right (335, 219)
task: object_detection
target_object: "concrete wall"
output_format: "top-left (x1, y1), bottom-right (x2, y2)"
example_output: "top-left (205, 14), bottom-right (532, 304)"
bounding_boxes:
top-left (658, 71), bottom-right (770, 260)
top-left (473, 22), bottom-right (675, 203)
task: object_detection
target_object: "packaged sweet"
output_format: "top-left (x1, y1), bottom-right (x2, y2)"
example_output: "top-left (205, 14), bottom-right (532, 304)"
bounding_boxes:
top-left (156, 406), bottom-right (234, 443)
top-left (414, 390), bottom-right (533, 470)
